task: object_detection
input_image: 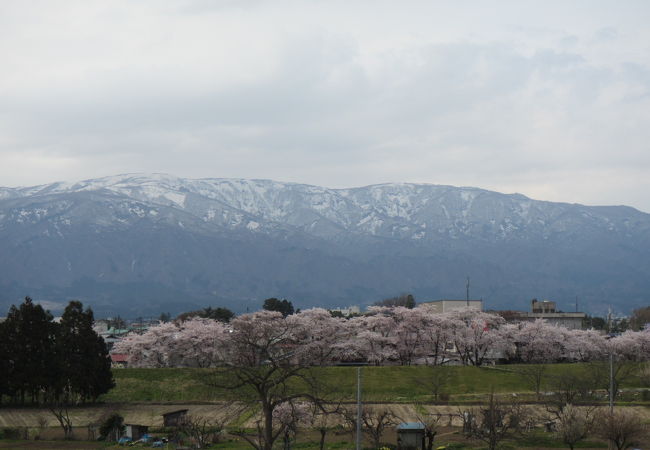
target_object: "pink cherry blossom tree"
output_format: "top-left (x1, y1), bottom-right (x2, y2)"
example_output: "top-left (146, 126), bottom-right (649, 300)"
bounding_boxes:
top-left (113, 318), bottom-right (228, 368)
top-left (209, 311), bottom-right (329, 450)
top-left (565, 329), bottom-right (606, 362)
top-left (609, 329), bottom-right (650, 361)
top-left (419, 311), bottom-right (455, 366)
top-left (499, 320), bottom-right (569, 399)
top-left (286, 308), bottom-right (348, 365)
top-left (392, 306), bottom-right (429, 365)
top-left (172, 318), bottom-right (229, 368)
top-left (348, 307), bottom-right (398, 365)
top-left (595, 329), bottom-right (650, 399)
top-left (504, 319), bottom-right (568, 363)
top-left (113, 321), bottom-right (179, 367)
top-left (448, 309), bottom-right (505, 366)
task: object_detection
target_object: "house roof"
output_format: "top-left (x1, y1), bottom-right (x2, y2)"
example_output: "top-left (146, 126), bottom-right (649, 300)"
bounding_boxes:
top-left (163, 409), bottom-right (189, 417)
top-left (110, 354), bottom-right (128, 362)
top-left (397, 422), bottom-right (425, 430)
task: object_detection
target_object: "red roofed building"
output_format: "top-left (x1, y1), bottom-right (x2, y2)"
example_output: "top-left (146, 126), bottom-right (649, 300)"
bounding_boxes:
top-left (110, 353), bottom-right (128, 368)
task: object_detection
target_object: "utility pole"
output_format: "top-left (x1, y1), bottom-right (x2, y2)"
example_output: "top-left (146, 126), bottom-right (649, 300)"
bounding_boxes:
top-left (356, 367), bottom-right (362, 450)
top-left (604, 307), bottom-right (615, 450)
top-left (606, 306), bottom-right (615, 415)
top-left (466, 276), bottom-right (470, 307)
top-left (609, 351), bottom-right (614, 413)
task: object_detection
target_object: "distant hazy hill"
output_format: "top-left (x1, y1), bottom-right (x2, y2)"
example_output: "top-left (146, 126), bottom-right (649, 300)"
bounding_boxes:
top-left (1, 173), bottom-right (649, 317)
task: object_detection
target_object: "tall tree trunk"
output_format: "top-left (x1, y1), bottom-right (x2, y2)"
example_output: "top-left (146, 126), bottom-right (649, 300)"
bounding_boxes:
top-left (319, 428), bottom-right (326, 450)
top-left (263, 403), bottom-right (273, 450)
top-left (426, 431), bottom-right (433, 450)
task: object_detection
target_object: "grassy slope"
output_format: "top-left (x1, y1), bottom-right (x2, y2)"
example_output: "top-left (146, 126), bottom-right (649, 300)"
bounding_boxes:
top-left (102, 363), bottom-right (647, 404)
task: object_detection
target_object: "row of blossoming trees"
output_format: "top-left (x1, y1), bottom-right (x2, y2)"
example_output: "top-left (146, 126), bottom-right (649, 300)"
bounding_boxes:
top-left (114, 307), bottom-right (650, 368)
top-left (114, 307), bottom-right (650, 450)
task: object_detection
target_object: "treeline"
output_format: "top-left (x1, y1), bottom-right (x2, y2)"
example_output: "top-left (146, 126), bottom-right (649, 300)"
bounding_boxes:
top-left (171, 297), bottom-right (292, 322)
top-left (0, 297), bottom-right (114, 406)
top-left (115, 306), bottom-right (650, 369)
top-left (373, 293), bottom-right (416, 308)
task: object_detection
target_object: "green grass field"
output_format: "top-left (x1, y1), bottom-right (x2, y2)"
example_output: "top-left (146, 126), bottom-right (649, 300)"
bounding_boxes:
top-left (102, 363), bottom-right (649, 404)
top-left (4, 364), bottom-right (645, 449)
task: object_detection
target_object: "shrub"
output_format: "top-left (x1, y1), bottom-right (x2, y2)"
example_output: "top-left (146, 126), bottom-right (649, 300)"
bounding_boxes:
top-left (0, 427), bottom-right (25, 440)
top-left (99, 413), bottom-right (125, 442)
top-left (595, 408), bottom-right (648, 450)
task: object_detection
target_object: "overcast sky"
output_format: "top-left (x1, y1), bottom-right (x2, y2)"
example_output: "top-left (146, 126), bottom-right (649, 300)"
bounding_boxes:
top-left (1, 1), bottom-right (649, 211)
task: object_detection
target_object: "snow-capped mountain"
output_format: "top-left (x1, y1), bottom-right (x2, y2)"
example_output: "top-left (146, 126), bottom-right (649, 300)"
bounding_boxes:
top-left (1, 174), bottom-right (649, 316)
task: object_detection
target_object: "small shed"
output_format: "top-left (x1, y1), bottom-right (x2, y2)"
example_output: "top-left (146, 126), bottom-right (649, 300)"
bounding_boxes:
top-left (163, 409), bottom-right (189, 427)
top-left (397, 422), bottom-right (425, 450)
top-left (124, 424), bottom-right (149, 440)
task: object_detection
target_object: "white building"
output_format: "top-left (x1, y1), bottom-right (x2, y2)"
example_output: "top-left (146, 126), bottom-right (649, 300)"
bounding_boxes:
top-left (418, 299), bottom-right (483, 313)
top-left (519, 299), bottom-right (586, 330)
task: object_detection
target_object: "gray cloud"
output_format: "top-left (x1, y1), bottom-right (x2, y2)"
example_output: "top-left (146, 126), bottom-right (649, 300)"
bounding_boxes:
top-left (1, 1), bottom-right (650, 212)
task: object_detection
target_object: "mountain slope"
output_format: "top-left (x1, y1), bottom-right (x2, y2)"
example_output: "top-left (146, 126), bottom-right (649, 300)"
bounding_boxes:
top-left (1, 174), bottom-right (648, 316)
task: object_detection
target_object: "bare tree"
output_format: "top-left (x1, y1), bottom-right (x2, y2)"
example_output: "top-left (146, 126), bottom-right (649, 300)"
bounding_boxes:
top-left (467, 392), bottom-right (528, 450)
top-left (595, 408), bottom-right (648, 450)
top-left (555, 404), bottom-right (595, 450)
top-left (518, 364), bottom-right (547, 401)
top-left (587, 360), bottom-right (643, 401)
top-left (49, 403), bottom-right (74, 440)
top-left (544, 367), bottom-right (592, 417)
top-left (230, 401), bottom-right (310, 450)
top-left (418, 367), bottom-right (451, 402)
top-left (414, 409), bottom-right (443, 450)
top-left (35, 415), bottom-right (48, 440)
top-left (310, 411), bottom-right (333, 450)
top-left (629, 306), bottom-right (650, 331)
top-left (457, 408), bottom-right (476, 436)
top-left (179, 415), bottom-right (225, 449)
top-left (307, 402), bottom-right (343, 450)
top-left (344, 406), bottom-right (400, 449)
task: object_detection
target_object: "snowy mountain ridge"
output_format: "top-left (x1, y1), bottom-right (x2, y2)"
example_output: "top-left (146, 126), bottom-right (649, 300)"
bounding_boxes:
top-left (1, 173), bottom-right (645, 243)
top-left (2, 173), bottom-right (649, 316)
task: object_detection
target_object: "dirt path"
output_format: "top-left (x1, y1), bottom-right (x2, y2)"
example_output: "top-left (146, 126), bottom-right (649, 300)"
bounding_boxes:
top-left (2, 402), bottom-right (650, 427)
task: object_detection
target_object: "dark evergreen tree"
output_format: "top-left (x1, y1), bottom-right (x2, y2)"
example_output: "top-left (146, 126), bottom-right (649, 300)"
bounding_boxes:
top-left (58, 301), bottom-right (114, 403)
top-left (176, 306), bottom-right (235, 323)
top-left (404, 294), bottom-right (416, 309)
top-left (108, 315), bottom-right (126, 330)
top-left (583, 315), bottom-right (607, 330)
top-left (201, 306), bottom-right (235, 322)
top-left (373, 293), bottom-right (416, 308)
top-left (262, 298), bottom-right (295, 317)
top-left (0, 297), bottom-right (114, 405)
top-left (2, 297), bottom-right (57, 404)
top-left (0, 319), bottom-right (11, 405)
